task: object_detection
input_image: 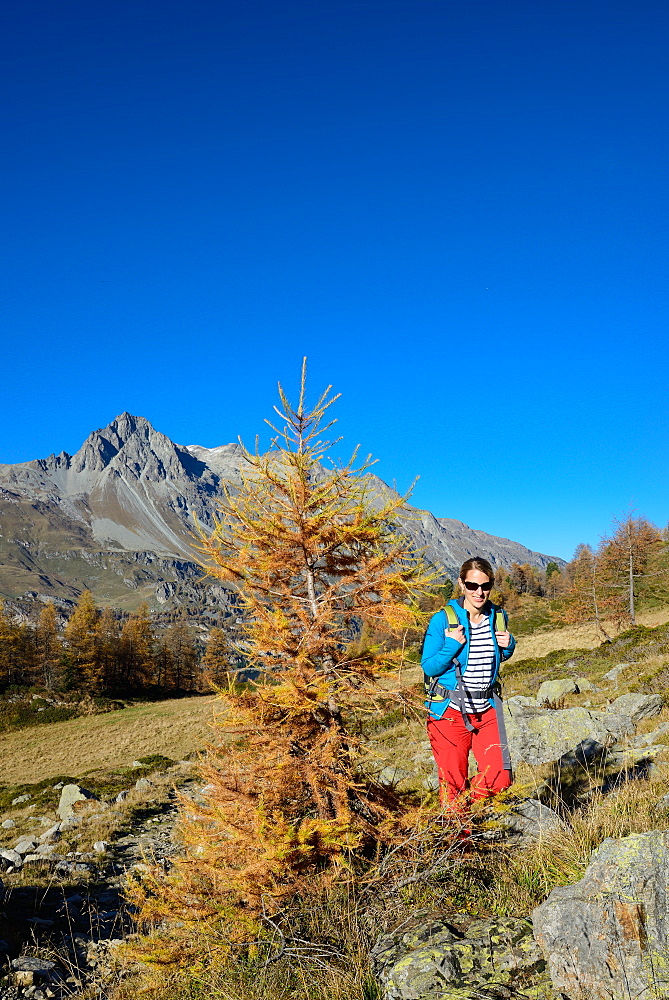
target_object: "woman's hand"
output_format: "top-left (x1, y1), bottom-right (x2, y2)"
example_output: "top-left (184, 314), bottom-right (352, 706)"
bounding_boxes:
top-left (446, 625), bottom-right (465, 645)
top-left (496, 630), bottom-right (511, 648)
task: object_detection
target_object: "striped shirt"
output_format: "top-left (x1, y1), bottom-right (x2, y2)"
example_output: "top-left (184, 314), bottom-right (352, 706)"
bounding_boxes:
top-left (455, 617), bottom-right (496, 714)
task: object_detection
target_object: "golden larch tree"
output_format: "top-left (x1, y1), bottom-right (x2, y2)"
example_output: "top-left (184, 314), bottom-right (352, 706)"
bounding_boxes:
top-left (35, 601), bottom-right (61, 689)
top-left (64, 590), bottom-right (101, 693)
top-left (130, 362), bottom-right (431, 951)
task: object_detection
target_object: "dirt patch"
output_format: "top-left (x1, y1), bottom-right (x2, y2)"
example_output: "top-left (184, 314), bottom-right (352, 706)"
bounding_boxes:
top-left (0, 695), bottom-right (219, 784)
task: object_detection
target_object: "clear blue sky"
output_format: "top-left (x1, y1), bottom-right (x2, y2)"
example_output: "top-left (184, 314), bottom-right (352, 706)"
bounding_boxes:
top-left (1, 0), bottom-right (668, 561)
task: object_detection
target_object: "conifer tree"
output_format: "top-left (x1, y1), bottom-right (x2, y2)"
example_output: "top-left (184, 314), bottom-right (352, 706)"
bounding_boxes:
top-left (163, 619), bottom-right (198, 690)
top-left (64, 590), bottom-right (101, 693)
top-left (202, 626), bottom-right (231, 687)
top-left (97, 606), bottom-right (120, 690)
top-left (120, 603), bottom-right (155, 689)
top-left (600, 515), bottom-right (663, 625)
top-left (35, 601), bottom-right (61, 689)
top-left (0, 601), bottom-right (20, 689)
top-left (131, 361), bottom-right (430, 947)
top-left (552, 543), bottom-right (621, 638)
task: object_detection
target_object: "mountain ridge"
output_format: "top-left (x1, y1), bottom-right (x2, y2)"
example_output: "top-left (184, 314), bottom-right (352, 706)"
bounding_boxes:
top-left (0, 413), bottom-right (563, 611)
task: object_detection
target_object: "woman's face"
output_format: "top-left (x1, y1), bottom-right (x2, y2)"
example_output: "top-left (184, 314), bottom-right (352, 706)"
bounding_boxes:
top-left (459, 569), bottom-right (493, 612)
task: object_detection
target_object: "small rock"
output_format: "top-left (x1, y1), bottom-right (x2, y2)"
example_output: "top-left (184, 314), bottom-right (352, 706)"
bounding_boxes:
top-left (10, 956), bottom-right (56, 987)
top-left (115, 789), bottom-right (130, 803)
top-left (57, 784), bottom-right (98, 820)
top-left (607, 693), bottom-right (663, 724)
top-left (52, 782), bottom-right (64, 789)
top-left (377, 766), bottom-right (413, 787)
top-left (11, 793), bottom-right (31, 806)
top-left (58, 815), bottom-right (80, 831)
top-left (93, 840), bottom-right (108, 853)
top-left (38, 825), bottom-right (61, 844)
top-left (506, 695), bottom-right (537, 709)
top-left (134, 777), bottom-right (153, 792)
top-left (536, 679), bottom-right (578, 706)
top-left (131, 760), bottom-right (143, 767)
top-left (421, 774), bottom-right (440, 792)
top-left (1, 818), bottom-right (16, 829)
top-left (602, 662), bottom-right (631, 684)
top-left (634, 721), bottom-right (669, 747)
top-left (0, 848), bottom-right (23, 868)
top-left (14, 837), bottom-right (39, 855)
top-left (575, 677), bottom-right (598, 692)
top-left (497, 799), bottom-right (567, 842)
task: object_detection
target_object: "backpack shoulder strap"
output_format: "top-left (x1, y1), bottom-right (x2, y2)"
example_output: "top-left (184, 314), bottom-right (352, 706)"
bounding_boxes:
top-left (444, 604), bottom-right (459, 629)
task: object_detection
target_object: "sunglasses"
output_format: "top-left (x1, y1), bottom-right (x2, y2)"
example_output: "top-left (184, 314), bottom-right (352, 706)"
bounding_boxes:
top-left (463, 580), bottom-right (493, 593)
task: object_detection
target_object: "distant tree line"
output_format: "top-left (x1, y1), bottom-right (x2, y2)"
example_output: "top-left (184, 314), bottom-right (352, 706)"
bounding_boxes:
top-left (0, 591), bottom-right (234, 697)
top-left (490, 514), bottom-right (669, 637)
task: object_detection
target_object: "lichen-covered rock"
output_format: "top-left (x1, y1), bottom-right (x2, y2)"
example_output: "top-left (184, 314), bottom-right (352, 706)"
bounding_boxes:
top-left (504, 703), bottom-right (634, 766)
top-left (371, 913), bottom-right (545, 999)
top-left (634, 721), bottom-right (669, 747)
top-left (536, 678), bottom-right (578, 706)
top-left (607, 692), bottom-right (663, 723)
top-left (533, 828), bottom-right (669, 999)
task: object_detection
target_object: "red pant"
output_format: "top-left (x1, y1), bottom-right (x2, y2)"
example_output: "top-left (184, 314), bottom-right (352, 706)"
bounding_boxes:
top-left (427, 706), bottom-right (511, 807)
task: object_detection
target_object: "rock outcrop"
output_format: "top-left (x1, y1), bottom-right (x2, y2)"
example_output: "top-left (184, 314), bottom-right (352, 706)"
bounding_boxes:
top-left (504, 701), bottom-right (634, 767)
top-left (533, 829), bottom-right (669, 1000)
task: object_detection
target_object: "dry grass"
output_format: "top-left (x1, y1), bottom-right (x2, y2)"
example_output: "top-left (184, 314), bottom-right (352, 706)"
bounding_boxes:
top-left (0, 696), bottom-right (217, 785)
top-left (514, 607), bottom-right (669, 660)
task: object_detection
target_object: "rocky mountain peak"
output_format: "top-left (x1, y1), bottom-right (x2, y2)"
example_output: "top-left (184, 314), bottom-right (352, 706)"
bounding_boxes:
top-left (70, 413), bottom-right (156, 474)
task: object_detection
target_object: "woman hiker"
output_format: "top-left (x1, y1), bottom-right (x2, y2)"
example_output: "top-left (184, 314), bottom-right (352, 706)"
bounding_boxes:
top-left (421, 557), bottom-right (516, 815)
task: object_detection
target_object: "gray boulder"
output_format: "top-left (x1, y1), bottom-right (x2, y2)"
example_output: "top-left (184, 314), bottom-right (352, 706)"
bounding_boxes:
top-left (607, 692), bottom-right (663, 723)
top-left (504, 702), bottom-right (634, 767)
top-left (372, 914), bottom-right (544, 999)
top-left (505, 695), bottom-right (537, 709)
top-left (1, 819), bottom-right (16, 830)
top-left (0, 848), bottom-right (22, 868)
top-left (134, 777), bottom-right (153, 793)
top-left (38, 824), bottom-right (61, 844)
top-left (533, 829), bottom-right (669, 999)
top-left (603, 662), bottom-right (631, 684)
top-left (11, 793), bottom-right (30, 805)
top-left (536, 678), bottom-right (577, 706)
top-left (13, 837), bottom-right (38, 855)
top-left (377, 766), bottom-right (413, 787)
top-left (496, 799), bottom-right (567, 843)
top-left (11, 956), bottom-right (56, 987)
top-left (57, 783), bottom-right (98, 819)
top-left (634, 721), bottom-right (669, 747)
top-left (575, 676), bottom-right (598, 692)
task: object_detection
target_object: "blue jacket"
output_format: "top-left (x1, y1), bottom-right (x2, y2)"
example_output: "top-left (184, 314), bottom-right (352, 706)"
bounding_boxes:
top-left (421, 598), bottom-right (516, 719)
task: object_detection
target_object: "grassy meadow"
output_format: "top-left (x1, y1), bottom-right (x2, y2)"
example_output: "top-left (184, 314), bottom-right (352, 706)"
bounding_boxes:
top-left (0, 694), bottom-right (217, 785)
